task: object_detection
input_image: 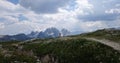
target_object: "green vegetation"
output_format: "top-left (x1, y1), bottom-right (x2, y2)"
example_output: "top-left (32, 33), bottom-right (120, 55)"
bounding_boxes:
top-left (0, 42), bottom-right (37, 63)
top-left (81, 29), bottom-right (120, 42)
top-left (23, 38), bottom-right (120, 63)
top-left (0, 28), bottom-right (120, 63)
top-left (0, 40), bottom-right (20, 45)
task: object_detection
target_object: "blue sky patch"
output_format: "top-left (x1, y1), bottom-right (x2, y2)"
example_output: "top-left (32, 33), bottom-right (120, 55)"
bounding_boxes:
top-left (7, 0), bottom-right (19, 4)
top-left (18, 14), bottom-right (28, 21)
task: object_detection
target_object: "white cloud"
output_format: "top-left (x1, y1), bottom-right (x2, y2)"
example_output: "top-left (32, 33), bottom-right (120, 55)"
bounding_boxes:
top-left (0, 15), bottom-right (19, 25)
top-left (115, 4), bottom-right (120, 7)
top-left (0, 21), bottom-right (39, 35)
top-left (0, 0), bottom-right (26, 15)
top-left (0, 23), bottom-right (4, 29)
top-left (0, 0), bottom-right (119, 35)
top-left (77, 0), bottom-right (120, 21)
top-left (72, 21), bottom-right (107, 32)
top-left (19, 0), bottom-right (71, 14)
top-left (105, 8), bottom-right (120, 14)
top-left (104, 19), bottom-right (120, 28)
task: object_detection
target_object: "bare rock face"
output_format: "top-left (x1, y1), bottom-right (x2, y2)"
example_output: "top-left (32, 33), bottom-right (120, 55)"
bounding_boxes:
top-left (37, 27), bottom-right (70, 38)
top-left (40, 54), bottom-right (58, 63)
top-left (0, 27), bottom-right (71, 41)
top-left (61, 28), bottom-right (70, 36)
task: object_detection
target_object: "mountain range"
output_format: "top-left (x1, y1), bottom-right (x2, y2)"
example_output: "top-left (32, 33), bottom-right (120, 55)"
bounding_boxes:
top-left (0, 27), bottom-right (119, 63)
top-left (0, 27), bottom-right (70, 41)
top-left (0, 27), bottom-right (119, 42)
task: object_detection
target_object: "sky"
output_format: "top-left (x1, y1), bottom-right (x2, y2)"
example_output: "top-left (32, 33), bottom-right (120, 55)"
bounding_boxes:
top-left (0, 0), bottom-right (120, 35)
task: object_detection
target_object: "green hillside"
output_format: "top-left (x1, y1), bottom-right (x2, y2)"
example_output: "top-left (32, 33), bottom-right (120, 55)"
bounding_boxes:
top-left (81, 28), bottom-right (120, 43)
top-left (0, 37), bottom-right (120, 63)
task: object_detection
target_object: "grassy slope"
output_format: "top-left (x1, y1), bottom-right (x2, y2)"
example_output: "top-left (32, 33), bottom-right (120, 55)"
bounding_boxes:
top-left (80, 29), bottom-right (120, 43)
top-left (0, 37), bottom-right (119, 63)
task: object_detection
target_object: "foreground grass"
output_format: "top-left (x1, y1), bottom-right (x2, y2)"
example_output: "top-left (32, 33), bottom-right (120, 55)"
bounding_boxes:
top-left (0, 37), bottom-right (120, 63)
top-left (23, 38), bottom-right (120, 63)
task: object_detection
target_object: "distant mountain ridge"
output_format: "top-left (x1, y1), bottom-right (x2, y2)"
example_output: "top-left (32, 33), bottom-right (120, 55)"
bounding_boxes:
top-left (0, 34), bottom-right (31, 41)
top-left (0, 27), bottom-right (70, 41)
top-left (1, 27), bottom-right (119, 42)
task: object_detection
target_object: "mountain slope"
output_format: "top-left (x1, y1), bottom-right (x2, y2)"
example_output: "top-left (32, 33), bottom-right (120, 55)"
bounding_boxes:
top-left (0, 36), bottom-right (120, 63)
top-left (86, 38), bottom-right (120, 52)
top-left (0, 34), bottom-right (31, 41)
top-left (81, 28), bottom-right (120, 43)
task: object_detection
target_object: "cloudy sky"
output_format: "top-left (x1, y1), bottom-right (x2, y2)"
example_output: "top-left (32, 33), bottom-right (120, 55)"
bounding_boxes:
top-left (0, 0), bottom-right (120, 35)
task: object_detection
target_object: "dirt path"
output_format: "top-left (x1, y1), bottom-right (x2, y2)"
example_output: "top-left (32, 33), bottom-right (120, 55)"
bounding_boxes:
top-left (86, 38), bottom-right (120, 52)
